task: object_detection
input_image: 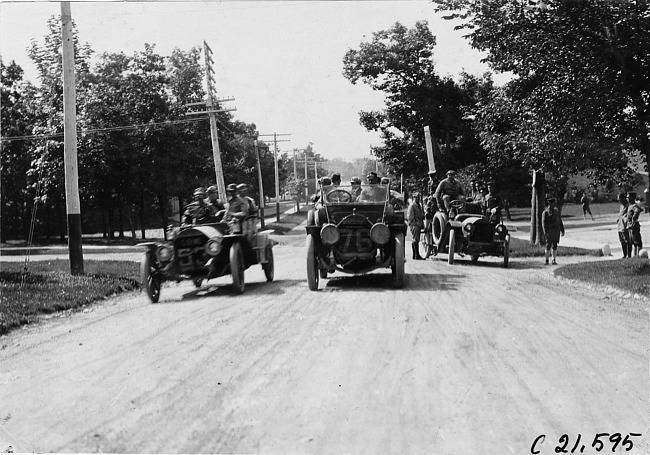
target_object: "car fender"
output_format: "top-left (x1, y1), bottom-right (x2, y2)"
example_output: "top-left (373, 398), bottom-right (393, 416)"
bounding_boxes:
top-left (136, 242), bottom-right (161, 252)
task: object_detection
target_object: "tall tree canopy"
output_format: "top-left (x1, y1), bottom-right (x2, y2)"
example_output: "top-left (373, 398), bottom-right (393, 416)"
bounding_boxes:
top-left (343, 21), bottom-right (493, 180)
top-left (434, 0), bottom-right (650, 185)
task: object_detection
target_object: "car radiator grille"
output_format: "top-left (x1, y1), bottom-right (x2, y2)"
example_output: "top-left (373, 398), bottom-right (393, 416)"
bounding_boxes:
top-left (471, 223), bottom-right (494, 243)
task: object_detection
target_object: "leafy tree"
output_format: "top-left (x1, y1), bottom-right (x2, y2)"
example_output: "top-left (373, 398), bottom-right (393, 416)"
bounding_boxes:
top-left (343, 21), bottom-right (494, 180)
top-left (434, 0), bottom-right (649, 191)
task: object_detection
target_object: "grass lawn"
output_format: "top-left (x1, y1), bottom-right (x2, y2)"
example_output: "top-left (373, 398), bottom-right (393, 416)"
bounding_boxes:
top-left (0, 260), bottom-right (140, 336)
top-left (555, 258), bottom-right (650, 297)
top-left (508, 236), bottom-right (602, 257)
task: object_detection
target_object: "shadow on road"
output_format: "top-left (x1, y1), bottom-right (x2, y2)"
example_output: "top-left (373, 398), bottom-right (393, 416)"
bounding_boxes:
top-left (178, 279), bottom-right (304, 301)
top-left (324, 272), bottom-right (465, 292)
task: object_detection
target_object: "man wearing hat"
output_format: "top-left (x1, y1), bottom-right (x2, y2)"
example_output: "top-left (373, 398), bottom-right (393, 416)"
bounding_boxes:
top-left (350, 176), bottom-right (362, 199)
top-left (236, 183), bottom-right (258, 216)
top-left (483, 181), bottom-right (503, 225)
top-left (182, 187), bottom-right (212, 225)
top-left (626, 192), bottom-right (644, 257)
top-left (223, 183), bottom-right (250, 233)
top-left (330, 173), bottom-right (341, 186)
top-left (434, 170), bottom-right (465, 212)
top-left (617, 192), bottom-right (631, 258)
top-left (206, 185), bottom-right (225, 212)
top-left (407, 193), bottom-right (425, 260)
top-left (542, 197), bottom-right (565, 265)
top-left (357, 172), bottom-right (386, 202)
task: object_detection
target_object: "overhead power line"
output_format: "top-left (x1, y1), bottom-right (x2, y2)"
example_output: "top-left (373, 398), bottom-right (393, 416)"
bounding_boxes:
top-left (0, 117), bottom-right (209, 143)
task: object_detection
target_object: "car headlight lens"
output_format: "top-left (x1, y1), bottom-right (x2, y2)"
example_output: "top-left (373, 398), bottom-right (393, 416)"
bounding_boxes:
top-left (463, 223), bottom-right (475, 234)
top-left (156, 246), bottom-right (173, 263)
top-left (205, 235), bottom-right (223, 256)
top-left (370, 223), bottom-right (391, 245)
top-left (320, 223), bottom-right (340, 245)
top-left (495, 224), bottom-right (507, 238)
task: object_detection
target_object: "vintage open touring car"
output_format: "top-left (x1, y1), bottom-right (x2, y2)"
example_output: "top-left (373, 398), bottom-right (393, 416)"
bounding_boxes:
top-left (428, 199), bottom-right (510, 267)
top-left (305, 177), bottom-right (407, 290)
top-left (137, 216), bottom-right (275, 303)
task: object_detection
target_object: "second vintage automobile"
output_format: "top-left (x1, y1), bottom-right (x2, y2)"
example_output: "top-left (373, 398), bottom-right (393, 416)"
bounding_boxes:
top-left (429, 199), bottom-right (510, 267)
top-left (137, 215), bottom-right (275, 303)
top-left (305, 177), bottom-right (407, 290)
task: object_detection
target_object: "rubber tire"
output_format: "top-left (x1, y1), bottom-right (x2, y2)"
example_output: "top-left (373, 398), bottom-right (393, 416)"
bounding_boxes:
top-left (432, 212), bottom-right (446, 245)
top-left (307, 209), bottom-right (315, 226)
top-left (392, 232), bottom-right (405, 288)
top-left (306, 234), bottom-right (319, 291)
top-left (230, 242), bottom-right (245, 294)
top-left (262, 246), bottom-right (274, 282)
top-left (448, 229), bottom-right (455, 265)
top-left (419, 233), bottom-right (430, 259)
top-left (503, 234), bottom-right (510, 268)
top-left (141, 251), bottom-right (161, 303)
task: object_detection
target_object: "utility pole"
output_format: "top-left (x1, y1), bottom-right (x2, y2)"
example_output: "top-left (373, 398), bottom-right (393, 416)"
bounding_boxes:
top-left (304, 151), bottom-right (309, 199)
top-left (293, 149), bottom-right (299, 212)
top-left (254, 140), bottom-right (265, 229)
top-left (184, 41), bottom-right (236, 202)
top-left (256, 133), bottom-right (290, 222)
top-left (61, 2), bottom-right (83, 275)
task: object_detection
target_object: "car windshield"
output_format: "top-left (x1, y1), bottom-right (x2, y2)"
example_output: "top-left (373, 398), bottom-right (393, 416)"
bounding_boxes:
top-left (320, 184), bottom-right (389, 204)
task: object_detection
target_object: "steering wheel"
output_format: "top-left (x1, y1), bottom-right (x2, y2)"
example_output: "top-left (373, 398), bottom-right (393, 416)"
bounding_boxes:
top-left (326, 189), bottom-right (353, 203)
top-left (449, 199), bottom-right (466, 211)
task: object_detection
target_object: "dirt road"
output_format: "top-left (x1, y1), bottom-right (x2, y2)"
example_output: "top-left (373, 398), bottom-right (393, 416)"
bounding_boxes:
top-left (1, 231), bottom-right (647, 454)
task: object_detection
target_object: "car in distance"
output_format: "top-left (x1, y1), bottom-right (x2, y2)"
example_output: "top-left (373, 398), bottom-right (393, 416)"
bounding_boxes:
top-left (305, 177), bottom-right (407, 290)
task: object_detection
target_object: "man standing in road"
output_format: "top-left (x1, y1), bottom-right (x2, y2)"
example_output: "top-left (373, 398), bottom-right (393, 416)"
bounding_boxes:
top-left (407, 193), bottom-right (425, 260)
top-left (626, 192), bottom-right (644, 257)
top-left (542, 197), bottom-right (565, 265)
top-left (434, 170), bottom-right (465, 212)
top-left (581, 192), bottom-right (594, 221)
top-left (617, 192), bottom-right (631, 258)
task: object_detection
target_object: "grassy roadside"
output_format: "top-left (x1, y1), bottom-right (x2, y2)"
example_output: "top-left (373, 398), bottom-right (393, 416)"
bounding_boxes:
top-left (508, 236), bottom-right (602, 257)
top-left (0, 260), bottom-right (140, 336)
top-left (555, 258), bottom-right (650, 297)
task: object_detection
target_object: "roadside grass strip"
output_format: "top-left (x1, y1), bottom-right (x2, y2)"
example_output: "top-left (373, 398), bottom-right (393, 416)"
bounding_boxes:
top-left (508, 237), bottom-right (602, 258)
top-left (555, 258), bottom-right (650, 298)
top-left (0, 260), bottom-right (140, 336)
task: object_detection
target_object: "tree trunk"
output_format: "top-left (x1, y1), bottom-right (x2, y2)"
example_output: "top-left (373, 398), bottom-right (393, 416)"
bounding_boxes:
top-left (129, 206), bottom-right (136, 238)
top-left (118, 206), bottom-right (125, 238)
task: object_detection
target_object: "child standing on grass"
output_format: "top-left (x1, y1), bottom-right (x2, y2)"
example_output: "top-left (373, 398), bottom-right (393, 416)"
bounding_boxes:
top-left (617, 193), bottom-right (632, 258)
top-left (626, 192), bottom-right (644, 257)
top-left (542, 197), bottom-right (565, 265)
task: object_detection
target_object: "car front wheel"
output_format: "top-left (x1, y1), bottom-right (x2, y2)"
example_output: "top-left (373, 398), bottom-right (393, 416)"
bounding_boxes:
top-left (306, 234), bottom-right (319, 291)
top-left (140, 251), bottom-right (161, 303)
top-left (448, 229), bottom-right (455, 265)
top-left (230, 242), bottom-right (245, 294)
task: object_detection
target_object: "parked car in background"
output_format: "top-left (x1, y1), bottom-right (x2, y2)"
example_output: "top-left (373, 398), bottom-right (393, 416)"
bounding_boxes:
top-left (430, 199), bottom-right (510, 267)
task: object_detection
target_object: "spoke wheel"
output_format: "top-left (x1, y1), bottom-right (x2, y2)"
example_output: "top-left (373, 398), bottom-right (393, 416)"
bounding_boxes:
top-left (230, 242), bottom-right (245, 294)
top-left (140, 251), bottom-right (161, 303)
top-left (306, 234), bottom-right (319, 291)
top-left (262, 246), bottom-right (274, 282)
top-left (503, 234), bottom-right (510, 268)
top-left (392, 232), bottom-right (405, 288)
top-left (448, 229), bottom-right (456, 265)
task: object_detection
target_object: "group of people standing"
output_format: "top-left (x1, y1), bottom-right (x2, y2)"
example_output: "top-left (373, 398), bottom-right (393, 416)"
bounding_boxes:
top-left (617, 192), bottom-right (644, 258)
top-left (182, 183), bottom-right (258, 233)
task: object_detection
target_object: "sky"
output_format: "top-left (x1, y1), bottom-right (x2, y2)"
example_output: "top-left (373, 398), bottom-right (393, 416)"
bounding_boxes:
top-left (0, 1), bottom-right (506, 161)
